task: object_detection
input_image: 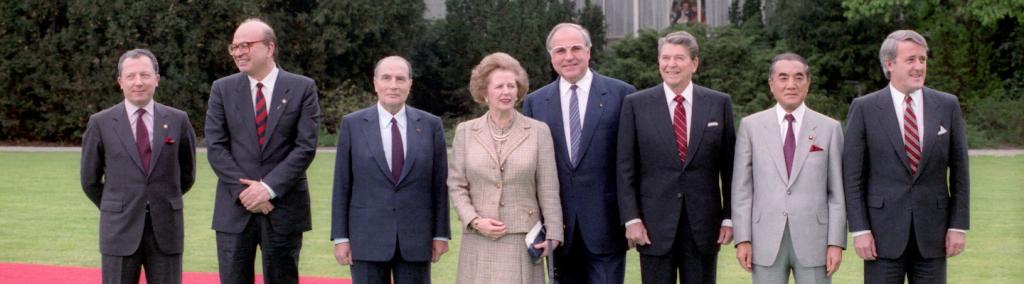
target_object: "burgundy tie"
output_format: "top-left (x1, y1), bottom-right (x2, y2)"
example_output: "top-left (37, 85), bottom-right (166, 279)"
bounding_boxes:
top-left (783, 114), bottom-right (796, 177)
top-left (255, 82), bottom-right (268, 146)
top-left (135, 108), bottom-right (151, 174)
top-left (903, 95), bottom-right (921, 175)
top-left (390, 118), bottom-right (404, 182)
top-left (673, 95), bottom-right (688, 164)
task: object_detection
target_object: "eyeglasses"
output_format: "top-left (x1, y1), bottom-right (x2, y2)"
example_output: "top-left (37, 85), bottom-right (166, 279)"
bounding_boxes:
top-left (549, 44), bottom-right (588, 56)
top-left (227, 40), bottom-right (266, 54)
top-left (121, 72), bottom-right (156, 81)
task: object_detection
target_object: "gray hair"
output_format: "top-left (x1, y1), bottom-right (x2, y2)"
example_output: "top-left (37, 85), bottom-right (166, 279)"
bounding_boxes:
top-left (373, 55), bottom-right (413, 78)
top-left (545, 23), bottom-right (593, 51)
top-left (879, 30), bottom-right (928, 79)
top-left (658, 31), bottom-right (700, 59)
top-left (768, 52), bottom-right (809, 80)
top-left (117, 49), bottom-right (159, 76)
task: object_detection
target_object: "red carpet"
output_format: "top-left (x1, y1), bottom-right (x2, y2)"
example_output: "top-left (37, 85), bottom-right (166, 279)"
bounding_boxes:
top-left (0, 262), bottom-right (351, 284)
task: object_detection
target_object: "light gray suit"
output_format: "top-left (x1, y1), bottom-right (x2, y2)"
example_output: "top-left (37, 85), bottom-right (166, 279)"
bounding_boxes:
top-left (732, 106), bottom-right (846, 282)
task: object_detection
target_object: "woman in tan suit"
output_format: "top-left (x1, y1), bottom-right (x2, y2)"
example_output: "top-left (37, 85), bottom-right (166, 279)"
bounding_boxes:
top-left (448, 52), bottom-right (564, 283)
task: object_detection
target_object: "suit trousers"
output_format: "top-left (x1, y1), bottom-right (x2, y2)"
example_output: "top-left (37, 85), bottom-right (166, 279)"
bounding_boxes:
top-left (752, 225), bottom-right (829, 284)
top-left (216, 214), bottom-right (303, 284)
top-left (864, 224), bottom-right (947, 284)
top-left (639, 200), bottom-right (718, 284)
top-left (102, 212), bottom-right (182, 284)
top-left (351, 244), bottom-right (430, 284)
top-left (555, 221), bottom-right (626, 284)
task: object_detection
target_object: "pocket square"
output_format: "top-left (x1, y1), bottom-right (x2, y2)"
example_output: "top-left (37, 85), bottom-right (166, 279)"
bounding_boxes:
top-left (938, 125), bottom-right (948, 135)
top-left (810, 144), bottom-right (824, 152)
top-left (164, 136), bottom-right (176, 144)
top-left (707, 121), bottom-right (719, 127)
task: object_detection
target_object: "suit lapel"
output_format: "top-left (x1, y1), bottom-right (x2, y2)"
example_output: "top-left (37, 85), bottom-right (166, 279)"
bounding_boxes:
top-left (470, 118), bottom-right (500, 166)
top-left (760, 113), bottom-right (790, 184)
top-left (262, 71), bottom-right (289, 151)
top-left (542, 85), bottom-right (571, 169)
top-left (576, 76), bottom-right (607, 169)
top-left (112, 103), bottom-right (146, 174)
top-left (915, 88), bottom-right (942, 180)
top-left (683, 85), bottom-right (709, 169)
top-left (360, 108), bottom-right (394, 184)
top-left (235, 74), bottom-right (261, 153)
top-left (397, 108), bottom-right (421, 185)
top-left (498, 113), bottom-right (531, 167)
top-left (873, 89), bottom-right (913, 175)
top-left (648, 88), bottom-right (682, 169)
top-left (787, 113), bottom-right (818, 187)
top-left (147, 104), bottom-right (169, 176)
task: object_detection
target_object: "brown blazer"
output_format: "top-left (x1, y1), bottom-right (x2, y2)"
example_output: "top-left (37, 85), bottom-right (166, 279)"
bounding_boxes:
top-left (448, 111), bottom-right (563, 241)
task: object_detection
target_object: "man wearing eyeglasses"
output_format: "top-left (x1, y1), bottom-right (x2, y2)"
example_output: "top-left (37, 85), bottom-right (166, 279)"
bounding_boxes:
top-left (81, 48), bottom-right (197, 284)
top-left (205, 18), bottom-right (321, 284)
top-left (523, 23), bottom-right (636, 283)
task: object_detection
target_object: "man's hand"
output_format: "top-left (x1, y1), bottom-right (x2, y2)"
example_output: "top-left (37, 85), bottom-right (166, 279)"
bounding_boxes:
top-left (334, 242), bottom-right (352, 266)
top-left (473, 218), bottom-right (507, 239)
top-left (625, 222), bottom-right (652, 248)
top-left (826, 245), bottom-right (843, 277)
top-left (532, 240), bottom-right (562, 258)
top-left (735, 242), bottom-right (753, 273)
top-left (248, 201), bottom-right (275, 214)
top-left (945, 231), bottom-right (967, 257)
top-left (239, 178), bottom-right (271, 211)
top-left (718, 226), bottom-right (734, 245)
top-left (853, 233), bottom-right (877, 260)
top-left (431, 240), bottom-right (449, 263)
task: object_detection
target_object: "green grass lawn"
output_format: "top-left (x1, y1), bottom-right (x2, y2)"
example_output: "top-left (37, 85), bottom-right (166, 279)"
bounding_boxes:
top-left (0, 152), bottom-right (1020, 283)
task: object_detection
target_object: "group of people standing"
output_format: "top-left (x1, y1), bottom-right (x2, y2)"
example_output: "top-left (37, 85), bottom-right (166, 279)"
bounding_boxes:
top-left (80, 17), bottom-right (969, 284)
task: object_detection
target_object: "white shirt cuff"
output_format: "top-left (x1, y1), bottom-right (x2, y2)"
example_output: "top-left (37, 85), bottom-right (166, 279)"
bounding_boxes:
top-left (851, 230), bottom-right (871, 237)
top-left (433, 237), bottom-right (450, 242)
top-left (333, 238), bottom-right (349, 244)
top-left (721, 219), bottom-right (733, 227)
top-left (625, 218), bottom-right (642, 226)
top-left (948, 229), bottom-right (968, 234)
top-left (260, 181), bottom-right (277, 199)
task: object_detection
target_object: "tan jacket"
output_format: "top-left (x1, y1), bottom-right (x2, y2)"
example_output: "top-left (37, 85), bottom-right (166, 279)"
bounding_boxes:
top-left (448, 111), bottom-right (563, 241)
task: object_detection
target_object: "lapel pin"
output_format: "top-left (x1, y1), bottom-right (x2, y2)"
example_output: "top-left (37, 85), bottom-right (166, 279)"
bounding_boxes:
top-left (600, 103), bottom-right (605, 107)
top-left (282, 99), bottom-right (287, 104)
top-left (162, 124), bottom-right (168, 129)
top-left (808, 135), bottom-right (815, 140)
top-left (416, 128), bottom-right (422, 132)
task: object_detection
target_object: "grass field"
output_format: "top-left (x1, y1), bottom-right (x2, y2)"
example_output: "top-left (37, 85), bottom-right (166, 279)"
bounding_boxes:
top-left (0, 152), bottom-right (1020, 283)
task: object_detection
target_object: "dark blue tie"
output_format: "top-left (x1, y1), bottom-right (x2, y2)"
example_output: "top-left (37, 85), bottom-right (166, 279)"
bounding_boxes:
top-left (569, 85), bottom-right (582, 167)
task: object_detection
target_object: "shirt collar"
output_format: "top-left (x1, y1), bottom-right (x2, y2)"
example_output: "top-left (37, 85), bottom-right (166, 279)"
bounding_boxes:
top-left (559, 69), bottom-right (594, 95)
top-left (377, 102), bottom-right (407, 129)
top-left (889, 84), bottom-right (922, 105)
top-left (774, 102), bottom-right (807, 125)
top-left (124, 99), bottom-right (155, 117)
top-left (248, 66), bottom-right (280, 92)
top-left (663, 81), bottom-right (694, 105)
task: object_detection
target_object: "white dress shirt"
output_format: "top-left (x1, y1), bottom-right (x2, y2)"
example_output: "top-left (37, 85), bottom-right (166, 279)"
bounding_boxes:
top-left (559, 70), bottom-right (594, 161)
top-left (124, 99), bottom-right (154, 146)
top-left (775, 102), bottom-right (807, 141)
top-left (247, 67), bottom-right (280, 198)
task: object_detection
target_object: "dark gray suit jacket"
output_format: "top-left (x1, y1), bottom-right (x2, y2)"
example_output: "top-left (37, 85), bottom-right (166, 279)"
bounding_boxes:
top-left (617, 84), bottom-right (736, 255)
top-left (205, 69), bottom-right (320, 235)
top-left (81, 102), bottom-right (197, 256)
top-left (843, 86), bottom-right (970, 259)
top-left (522, 72), bottom-right (636, 255)
top-left (331, 105), bottom-right (451, 262)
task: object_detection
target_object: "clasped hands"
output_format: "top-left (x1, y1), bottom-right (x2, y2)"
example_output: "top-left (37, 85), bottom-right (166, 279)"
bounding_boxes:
top-left (239, 178), bottom-right (273, 214)
top-left (472, 217), bottom-right (561, 258)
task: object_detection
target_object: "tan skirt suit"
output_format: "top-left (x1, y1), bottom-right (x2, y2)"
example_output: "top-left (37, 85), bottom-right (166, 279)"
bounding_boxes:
top-left (448, 112), bottom-right (563, 284)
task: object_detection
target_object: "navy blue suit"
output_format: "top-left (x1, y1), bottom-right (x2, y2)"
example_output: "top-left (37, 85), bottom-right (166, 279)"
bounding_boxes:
top-left (331, 105), bottom-right (450, 282)
top-left (523, 71), bottom-right (635, 283)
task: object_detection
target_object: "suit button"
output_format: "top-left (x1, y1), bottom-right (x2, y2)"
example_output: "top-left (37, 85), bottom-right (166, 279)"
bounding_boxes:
top-left (786, 190), bottom-right (791, 195)
top-left (499, 202), bottom-right (505, 207)
top-left (783, 212), bottom-right (788, 216)
top-left (496, 183), bottom-right (502, 189)
top-left (676, 193), bottom-right (683, 199)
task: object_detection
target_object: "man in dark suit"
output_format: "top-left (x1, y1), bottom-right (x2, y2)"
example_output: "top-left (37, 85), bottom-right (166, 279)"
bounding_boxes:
top-left (205, 18), bottom-right (320, 284)
top-left (523, 22), bottom-right (636, 284)
top-left (331, 56), bottom-right (450, 284)
top-left (81, 48), bottom-right (196, 284)
top-left (617, 31), bottom-right (736, 284)
top-left (844, 29), bottom-right (969, 283)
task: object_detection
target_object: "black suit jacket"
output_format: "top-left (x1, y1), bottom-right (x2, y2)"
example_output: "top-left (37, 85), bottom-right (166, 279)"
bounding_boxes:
top-left (205, 69), bottom-right (320, 234)
top-left (522, 72), bottom-right (636, 255)
top-left (843, 86), bottom-right (970, 259)
top-left (617, 84), bottom-right (736, 255)
top-left (331, 105), bottom-right (451, 262)
top-left (81, 102), bottom-right (197, 256)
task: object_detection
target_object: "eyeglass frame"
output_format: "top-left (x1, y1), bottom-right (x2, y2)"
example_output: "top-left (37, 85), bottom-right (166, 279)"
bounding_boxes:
top-left (227, 40), bottom-right (270, 54)
top-left (548, 43), bottom-right (590, 56)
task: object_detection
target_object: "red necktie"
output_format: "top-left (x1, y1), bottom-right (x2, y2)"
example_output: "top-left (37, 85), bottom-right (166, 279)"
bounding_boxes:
top-left (783, 114), bottom-right (796, 177)
top-left (390, 118), bottom-right (404, 182)
top-left (135, 108), bottom-right (151, 174)
top-left (255, 82), bottom-right (268, 145)
top-left (903, 95), bottom-right (921, 175)
top-left (673, 95), bottom-right (688, 164)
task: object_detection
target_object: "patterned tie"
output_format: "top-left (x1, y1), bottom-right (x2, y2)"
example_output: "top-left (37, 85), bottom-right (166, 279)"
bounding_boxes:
top-left (255, 82), bottom-right (268, 146)
top-left (673, 95), bottom-right (688, 164)
top-left (903, 95), bottom-right (921, 175)
top-left (391, 118), bottom-right (404, 182)
top-left (783, 114), bottom-right (796, 177)
top-left (569, 85), bottom-right (582, 167)
top-left (135, 108), bottom-right (151, 174)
